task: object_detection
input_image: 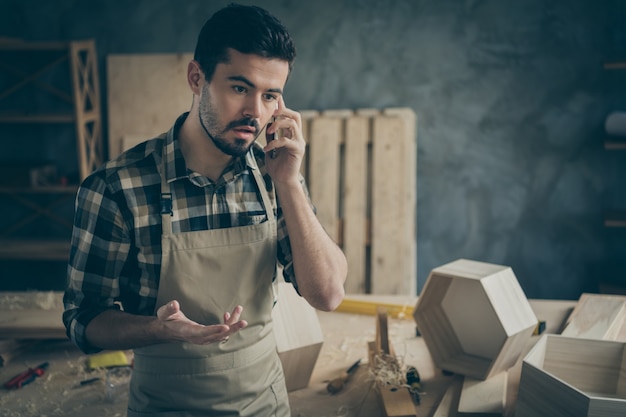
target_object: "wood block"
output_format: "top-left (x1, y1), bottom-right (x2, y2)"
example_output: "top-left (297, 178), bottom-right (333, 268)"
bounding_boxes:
top-left (378, 386), bottom-right (418, 417)
top-left (342, 115), bottom-right (369, 294)
top-left (458, 372), bottom-right (507, 416)
top-left (271, 281), bottom-right (323, 392)
top-left (516, 334), bottom-right (626, 417)
top-left (308, 115), bottom-right (342, 244)
top-left (432, 376), bottom-right (463, 417)
top-left (371, 110), bottom-right (417, 295)
top-left (368, 309), bottom-right (417, 417)
top-left (107, 53), bottom-right (192, 159)
top-left (562, 293), bottom-right (626, 341)
top-left (413, 259), bottom-right (537, 380)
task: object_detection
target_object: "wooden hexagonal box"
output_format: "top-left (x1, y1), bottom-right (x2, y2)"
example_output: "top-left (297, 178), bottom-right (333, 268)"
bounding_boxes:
top-left (516, 334), bottom-right (626, 417)
top-left (413, 258), bottom-right (537, 380)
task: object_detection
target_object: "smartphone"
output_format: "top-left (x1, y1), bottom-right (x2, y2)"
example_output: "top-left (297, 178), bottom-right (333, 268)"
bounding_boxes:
top-left (266, 116), bottom-right (277, 159)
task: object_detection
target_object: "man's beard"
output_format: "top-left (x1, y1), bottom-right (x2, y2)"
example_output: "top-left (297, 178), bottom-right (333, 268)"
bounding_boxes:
top-left (198, 84), bottom-right (261, 158)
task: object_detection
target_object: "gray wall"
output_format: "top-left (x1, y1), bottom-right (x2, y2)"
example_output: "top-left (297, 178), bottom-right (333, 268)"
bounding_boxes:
top-left (1, 0), bottom-right (624, 299)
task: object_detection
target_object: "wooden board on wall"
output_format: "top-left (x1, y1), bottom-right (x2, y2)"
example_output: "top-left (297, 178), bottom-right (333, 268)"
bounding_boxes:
top-left (107, 54), bottom-right (417, 295)
top-left (107, 53), bottom-right (193, 159)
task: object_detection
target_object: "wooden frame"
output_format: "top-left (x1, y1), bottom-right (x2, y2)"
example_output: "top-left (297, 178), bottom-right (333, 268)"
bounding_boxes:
top-left (516, 334), bottom-right (626, 417)
top-left (0, 39), bottom-right (103, 181)
top-left (413, 258), bottom-right (538, 380)
top-left (0, 39), bottom-right (102, 259)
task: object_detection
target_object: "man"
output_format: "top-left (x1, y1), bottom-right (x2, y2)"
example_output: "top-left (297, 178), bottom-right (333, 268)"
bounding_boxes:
top-left (62, 4), bottom-right (347, 416)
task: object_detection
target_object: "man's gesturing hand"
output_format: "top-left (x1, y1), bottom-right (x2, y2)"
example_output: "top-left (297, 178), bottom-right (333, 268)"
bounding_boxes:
top-left (156, 300), bottom-right (248, 345)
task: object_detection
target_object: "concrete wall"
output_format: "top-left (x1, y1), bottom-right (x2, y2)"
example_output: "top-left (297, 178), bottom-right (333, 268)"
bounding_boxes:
top-left (0, 0), bottom-right (624, 299)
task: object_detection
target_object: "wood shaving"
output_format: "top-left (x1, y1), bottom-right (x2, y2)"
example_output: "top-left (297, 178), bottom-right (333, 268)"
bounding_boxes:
top-left (368, 352), bottom-right (408, 390)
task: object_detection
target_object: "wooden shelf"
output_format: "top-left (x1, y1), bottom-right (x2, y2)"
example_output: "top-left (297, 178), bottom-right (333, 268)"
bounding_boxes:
top-left (605, 211), bottom-right (626, 228)
top-left (0, 238), bottom-right (70, 260)
top-left (0, 39), bottom-right (103, 180)
top-left (0, 40), bottom-right (86, 51)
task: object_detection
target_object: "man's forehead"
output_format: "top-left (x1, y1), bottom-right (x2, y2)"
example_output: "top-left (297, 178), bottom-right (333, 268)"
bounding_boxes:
top-left (216, 49), bottom-right (289, 90)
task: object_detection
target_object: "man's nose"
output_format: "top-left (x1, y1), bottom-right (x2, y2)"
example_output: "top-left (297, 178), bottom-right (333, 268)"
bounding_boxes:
top-left (242, 95), bottom-right (262, 119)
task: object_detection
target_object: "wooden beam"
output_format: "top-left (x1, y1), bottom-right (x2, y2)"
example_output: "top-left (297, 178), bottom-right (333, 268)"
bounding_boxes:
top-left (368, 309), bottom-right (417, 417)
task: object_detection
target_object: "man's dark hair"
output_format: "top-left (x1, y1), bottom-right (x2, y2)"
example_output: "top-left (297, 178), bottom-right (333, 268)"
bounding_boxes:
top-left (194, 3), bottom-right (296, 81)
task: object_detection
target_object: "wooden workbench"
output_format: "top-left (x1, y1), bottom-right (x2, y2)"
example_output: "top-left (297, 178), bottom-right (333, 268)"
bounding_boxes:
top-left (0, 298), bottom-right (576, 417)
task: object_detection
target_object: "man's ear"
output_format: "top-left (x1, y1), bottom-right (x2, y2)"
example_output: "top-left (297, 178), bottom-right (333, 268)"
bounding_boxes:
top-left (187, 60), bottom-right (204, 95)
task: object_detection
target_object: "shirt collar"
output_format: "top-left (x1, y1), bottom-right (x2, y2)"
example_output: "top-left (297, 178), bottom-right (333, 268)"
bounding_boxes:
top-left (162, 112), bottom-right (258, 184)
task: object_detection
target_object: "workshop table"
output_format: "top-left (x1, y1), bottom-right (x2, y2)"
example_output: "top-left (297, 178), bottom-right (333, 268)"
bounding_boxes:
top-left (0, 298), bottom-right (576, 417)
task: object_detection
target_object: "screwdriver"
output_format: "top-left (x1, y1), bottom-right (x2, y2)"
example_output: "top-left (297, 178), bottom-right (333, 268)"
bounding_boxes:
top-left (326, 359), bottom-right (361, 394)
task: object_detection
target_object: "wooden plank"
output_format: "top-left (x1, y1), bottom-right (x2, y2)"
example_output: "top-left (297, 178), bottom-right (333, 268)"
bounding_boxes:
top-left (386, 107), bottom-right (417, 292)
top-left (70, 40), bottom-right (103, 180)
top-left (308, 116), bottom-right (343, 242)
top-left (300, 110), bottom-right (319, 179)
top-left (0, 309), bottom-right (65, 339)
top-left (0, 292), bottom-right (65, 339)
top-left (562, 293), bottom-right (626, 341)
top-left (0, 239), bottom-right (70, 260)
top-left (342, 115), bottom-right (369, 294)
top-left (371, 111), bottom-right (416, 295)
top-left (107, 53), bottom-right (192, 159)
top-left (432, 376), bottom-right (463, 417)
top-left (378, 387), bottom-right (418, 417)
top-left (368, 309), bottom-right (417, 417)
top-left (458, 373), bottom-right (507, 416)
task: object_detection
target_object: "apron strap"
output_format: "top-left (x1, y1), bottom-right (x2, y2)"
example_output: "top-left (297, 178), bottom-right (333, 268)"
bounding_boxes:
top-left (159, 155), bottom-right (173, 235)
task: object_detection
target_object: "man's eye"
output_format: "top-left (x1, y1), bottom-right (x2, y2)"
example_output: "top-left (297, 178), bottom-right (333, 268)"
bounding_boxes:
top-left (263, 94), bottom-right (277, 102)
top-left (233, 86), bottom-right (247, 94)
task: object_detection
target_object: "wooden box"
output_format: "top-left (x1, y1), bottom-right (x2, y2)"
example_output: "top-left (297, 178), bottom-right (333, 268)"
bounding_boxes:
top-left (413, 258), bottom-right (537, 380)
top-left (516, 334), bottom-right (626, 417)
top-left (271, 281), bottom-right (323, 392)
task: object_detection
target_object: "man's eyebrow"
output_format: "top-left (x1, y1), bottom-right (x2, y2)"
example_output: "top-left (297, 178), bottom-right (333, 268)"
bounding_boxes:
top-left (228, 75), bottom-right (283, 94)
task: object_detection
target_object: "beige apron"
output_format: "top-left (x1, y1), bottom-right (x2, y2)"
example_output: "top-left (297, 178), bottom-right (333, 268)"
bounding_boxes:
top-left (127, 152), bottom-right (289, 417)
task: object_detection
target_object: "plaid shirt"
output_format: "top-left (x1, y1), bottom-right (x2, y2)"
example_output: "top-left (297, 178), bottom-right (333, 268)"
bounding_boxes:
top-left (63, 113), bottom-right (309, 353)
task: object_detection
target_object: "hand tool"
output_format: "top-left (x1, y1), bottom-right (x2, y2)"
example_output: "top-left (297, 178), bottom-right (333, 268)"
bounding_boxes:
top-left (335, 298), bottom-right (414, 320)
top-left (3, 362), bottom-right (49, 389)
top-left (406, 365), bottom-right (422, 404)
top-left (326, 358), bottom-right (361, 394)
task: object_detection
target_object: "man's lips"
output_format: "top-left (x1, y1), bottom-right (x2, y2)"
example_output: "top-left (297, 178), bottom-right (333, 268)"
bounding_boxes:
top-left (232, 126), bottom-right (257, 138)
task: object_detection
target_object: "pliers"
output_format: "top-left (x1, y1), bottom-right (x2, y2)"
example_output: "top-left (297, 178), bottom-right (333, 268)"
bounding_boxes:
top-left (3, 362), bottom-right (49, 389)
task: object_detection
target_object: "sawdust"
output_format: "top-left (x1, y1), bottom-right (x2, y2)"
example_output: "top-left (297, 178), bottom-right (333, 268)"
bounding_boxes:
top-left (368, 351), bottom-right (407, 389)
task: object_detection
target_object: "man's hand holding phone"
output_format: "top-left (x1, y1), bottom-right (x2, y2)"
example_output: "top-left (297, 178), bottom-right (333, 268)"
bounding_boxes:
top-left (264, 96), bottom-right (305, 184)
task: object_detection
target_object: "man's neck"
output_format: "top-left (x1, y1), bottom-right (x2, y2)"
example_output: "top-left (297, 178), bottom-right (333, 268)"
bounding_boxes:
top-left (178, 115), bottom-right (233, 182)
